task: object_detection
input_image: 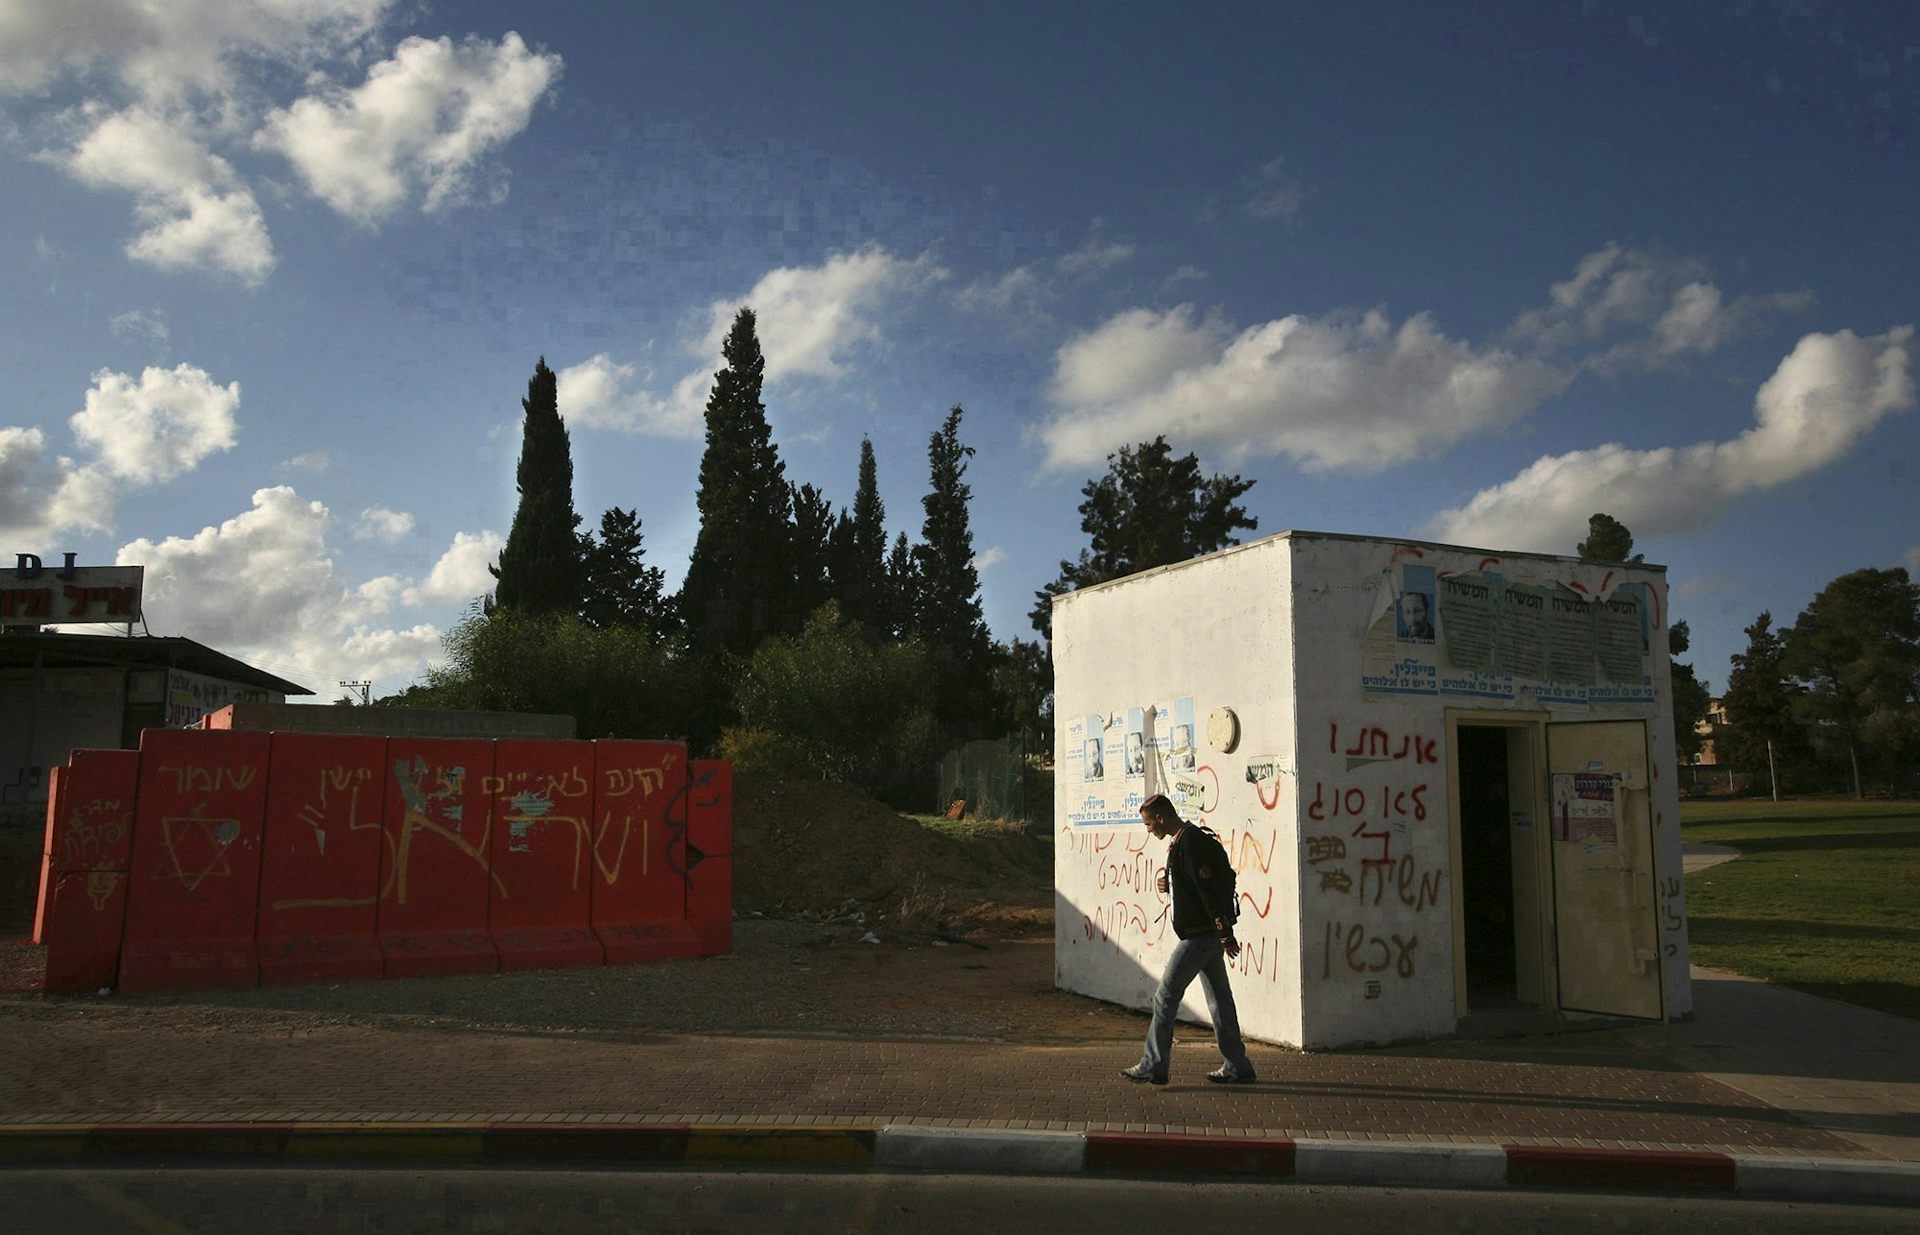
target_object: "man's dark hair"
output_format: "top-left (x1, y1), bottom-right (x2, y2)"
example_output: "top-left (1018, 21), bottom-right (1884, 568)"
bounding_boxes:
top-left (1140, 793), bottom-right (1178, 825)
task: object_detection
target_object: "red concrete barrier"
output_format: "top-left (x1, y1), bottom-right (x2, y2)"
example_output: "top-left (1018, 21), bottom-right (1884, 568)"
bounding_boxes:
top-left (589, 740), bottom-right (700, 964)
top-left (44, 870), bottom-right (131, 995)
top-left (37, 750), bottom-right (140, 993)
top-left (486, 740), bottom-right (603, 971)
top-left (119, 730), bottom-right (270, 994)
top-left (255, 734), bottom-right (387, 986)
top-left (379, 739), bottom-right (498, 978)
top-left (686, 759), bottom-right (734, 956)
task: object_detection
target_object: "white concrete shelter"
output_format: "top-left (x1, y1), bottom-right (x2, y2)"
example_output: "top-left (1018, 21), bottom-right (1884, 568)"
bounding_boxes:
top-left (1052, 531), bottom-right (1690, 1049)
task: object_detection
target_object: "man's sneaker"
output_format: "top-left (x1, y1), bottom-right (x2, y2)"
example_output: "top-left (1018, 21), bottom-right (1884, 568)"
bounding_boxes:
top-left (1119, 1064), bottom-right (1167, 1085)
top-left (1205, 1066), bottom-right (1256, 1084)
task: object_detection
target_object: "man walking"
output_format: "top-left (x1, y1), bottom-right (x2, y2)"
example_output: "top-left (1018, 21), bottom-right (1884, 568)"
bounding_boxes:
top-left (1121, 793), bottom-right (1257, 1085)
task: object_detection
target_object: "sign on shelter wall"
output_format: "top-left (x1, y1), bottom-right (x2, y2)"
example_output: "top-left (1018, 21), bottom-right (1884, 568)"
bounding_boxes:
top-left (1362, 562), bottom-right (1654, 709)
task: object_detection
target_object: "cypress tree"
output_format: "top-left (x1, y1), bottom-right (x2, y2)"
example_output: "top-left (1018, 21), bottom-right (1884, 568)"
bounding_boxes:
top-left (581, 506), bottom-right (673, 640)
top-left (914, 407), bottom-right (990, 660)
top-left (790, 481), bottom-right (834, 623)
top-left (492, 357), bottom-right (583, 616)
top-left (914, 406), bottom-right (993, 733)
top-left (883, 531), bottom-right (919, 642)
top-left (679, 309), bottom-right (795, 654)
top-left (829, 436), bottom-right (890, 631)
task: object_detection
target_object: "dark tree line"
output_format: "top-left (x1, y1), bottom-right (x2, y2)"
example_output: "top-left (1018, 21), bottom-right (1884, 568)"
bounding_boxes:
top-left (423, 307), bottom-right (1274, 804)
top-left (469, 309), bottom-right (1016, 800)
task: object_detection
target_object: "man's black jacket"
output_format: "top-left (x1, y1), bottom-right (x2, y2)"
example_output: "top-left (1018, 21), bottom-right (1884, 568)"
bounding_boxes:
top-left (1166, 823), bottom-right (1236, 940)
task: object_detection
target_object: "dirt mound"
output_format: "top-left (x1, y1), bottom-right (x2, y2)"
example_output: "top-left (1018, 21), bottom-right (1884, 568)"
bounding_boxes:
top-left (731, 773), bottom-right (1051, 934)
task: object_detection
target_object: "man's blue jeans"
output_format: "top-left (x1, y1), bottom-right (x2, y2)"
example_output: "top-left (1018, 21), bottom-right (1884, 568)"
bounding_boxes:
top-left (1137, 934), bottom-right (1254, 1080)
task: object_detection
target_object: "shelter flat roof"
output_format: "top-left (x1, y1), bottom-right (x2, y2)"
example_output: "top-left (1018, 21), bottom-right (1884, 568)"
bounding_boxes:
top-left (0, 632), bottom-right (312, 696)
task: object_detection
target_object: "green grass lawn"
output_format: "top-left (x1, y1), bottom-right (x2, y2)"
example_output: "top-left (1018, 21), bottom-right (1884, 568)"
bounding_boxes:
top-left (1681, 798), bottom-right (1920, 1021)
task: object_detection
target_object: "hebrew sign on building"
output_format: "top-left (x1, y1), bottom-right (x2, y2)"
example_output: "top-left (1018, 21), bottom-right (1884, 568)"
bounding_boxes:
top-left (1, 556), bottom-right (143, 628)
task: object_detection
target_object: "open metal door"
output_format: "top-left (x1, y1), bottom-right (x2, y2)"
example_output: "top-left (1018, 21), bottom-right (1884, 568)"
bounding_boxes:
top-left (1545, 720), bottom-right (1662, 1020)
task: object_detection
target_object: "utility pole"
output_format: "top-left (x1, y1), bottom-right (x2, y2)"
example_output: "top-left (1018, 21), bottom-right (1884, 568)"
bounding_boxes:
top-left (1766, 738), bottom-right (1779, 802)
top-left (338, 680), bottom-right (372, 706)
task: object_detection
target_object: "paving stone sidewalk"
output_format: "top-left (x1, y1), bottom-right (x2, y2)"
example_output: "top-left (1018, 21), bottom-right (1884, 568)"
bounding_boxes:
top-left (0, 1000), bottom-right (1888, 1159)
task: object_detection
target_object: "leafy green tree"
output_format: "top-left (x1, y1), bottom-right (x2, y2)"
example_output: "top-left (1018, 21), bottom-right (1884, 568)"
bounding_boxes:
top-left (1667, 621), bottom-right (1712, 763)
top-left (679, 308), bottom-right (795, 655)
top-left (1576, 512), bottom-right (1643, 564)
top-left (407, 607), bottom-right (686, 740)
top-left (914, 406), bottom-right (994, 734)
top-left (1784, 567), bottom-right (1920, 796)
top-left (491, 357), bottom-right (584, 615)
top-left (790, 481), bottom-right (835, 621)
top-left (1721, 611), bottom-right (1805, 783)
top-left (580, 506), bottom-right (673, 639)
top-left (1031, 436), bottom-right (1257, 642)
top-left (724, 602), bottom-right (940, 806)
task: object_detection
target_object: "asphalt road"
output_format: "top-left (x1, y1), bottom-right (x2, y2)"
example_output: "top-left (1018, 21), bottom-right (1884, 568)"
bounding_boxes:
top-left (10, 1167), bottom-right (1918, 1234)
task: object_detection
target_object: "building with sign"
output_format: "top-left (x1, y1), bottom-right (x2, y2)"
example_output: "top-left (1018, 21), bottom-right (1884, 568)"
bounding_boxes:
top-left (1, 554), bottom-right (312, 823)
top-left (1052, 531), bottom-right (1687, 1049)
top-left (0, 633), bottom-right (310, 822)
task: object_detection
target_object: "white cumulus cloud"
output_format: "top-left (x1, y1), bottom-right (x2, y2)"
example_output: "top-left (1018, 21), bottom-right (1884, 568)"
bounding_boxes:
top-left (116, 485), bottom-right (443, 691)
top-left (69, 362), bottom-right (239, 483)
top-left (404, 529), bottom-right (503, 606)
top-left (255, 31), bottom-right (561, 222)
top-left (59, 107), bottom-right (274, 283)
top-left (1425, 326), bottom-right (1915, 552)
top-left (975, 546), bottom-right (1007, 572)
top-left (693, 245), bottom-right (944, 383)
top-left (1039, 304), bottom-right (1570, 473)
top-left (1, 362), bottom-right (240, 539)
top-left (352, 505), bottom-right (414, 541)
top-left (1508, 244), bottom-right (1813, 371)
top-left (0, 0), bottom-right (393, 103)
top-left (562, 246), bottom-right (941, 437)
top-left (555, 353), bottom-right (707, 439)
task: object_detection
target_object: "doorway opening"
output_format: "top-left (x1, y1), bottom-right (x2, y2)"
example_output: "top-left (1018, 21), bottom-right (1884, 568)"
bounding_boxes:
top-left (1457, 726), bottom-right (1518, 1006)
top-left (1449, 715), bottom-right (1553, 1020)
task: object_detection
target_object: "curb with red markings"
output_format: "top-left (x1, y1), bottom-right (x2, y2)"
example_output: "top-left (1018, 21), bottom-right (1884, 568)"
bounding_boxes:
top-left (1, 1123), bottom-right (1914, 1206)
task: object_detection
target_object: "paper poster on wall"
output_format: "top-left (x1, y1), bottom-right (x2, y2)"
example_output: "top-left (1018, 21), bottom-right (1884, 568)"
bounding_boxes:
top-left (1551, 771), bottom-right (1618, 843)
top-left (1495, 582), bottom-right (1548, 680)
top-left (1125, 706), bottom-right (1147, 776)
top-left (1169, 697), bottom-right (1197, 771)
top-left (1439, 668), bottom-right (1516, 700)
top-left (1396, 564), bottom-right (1436, 643)
top-left (1546, 588), bottom-right (1597, 684)
top-left (1361, 578), bottom-right (1438, 696)
top-left (1438, 574), bottom-right (1496, 670)
top-left (1595, 586), bottom-right (1647, 684)
top-left (1082, 713), bottom-right (1105, 782)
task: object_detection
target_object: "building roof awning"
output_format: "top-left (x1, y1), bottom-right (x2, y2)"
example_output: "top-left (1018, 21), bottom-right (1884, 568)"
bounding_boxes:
top-left (0, 632), bottom-right (312, 696)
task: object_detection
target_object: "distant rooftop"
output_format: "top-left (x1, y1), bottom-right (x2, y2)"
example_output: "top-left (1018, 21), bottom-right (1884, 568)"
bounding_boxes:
top-left (0, 631), bottom-right (312, 696)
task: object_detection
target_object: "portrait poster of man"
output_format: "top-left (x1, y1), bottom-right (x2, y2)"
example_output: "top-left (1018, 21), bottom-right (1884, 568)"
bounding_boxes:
top-left (1397, 564), bottom-right (1436, 643)
top-left (1125, 707), bottom-right (1147, 776)
top-left (1170, 696), bottom-right (1197, 772)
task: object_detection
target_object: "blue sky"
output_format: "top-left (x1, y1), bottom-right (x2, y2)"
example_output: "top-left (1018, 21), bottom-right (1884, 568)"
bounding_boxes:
top-left (2, 2), bottom-right (1914, 700)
